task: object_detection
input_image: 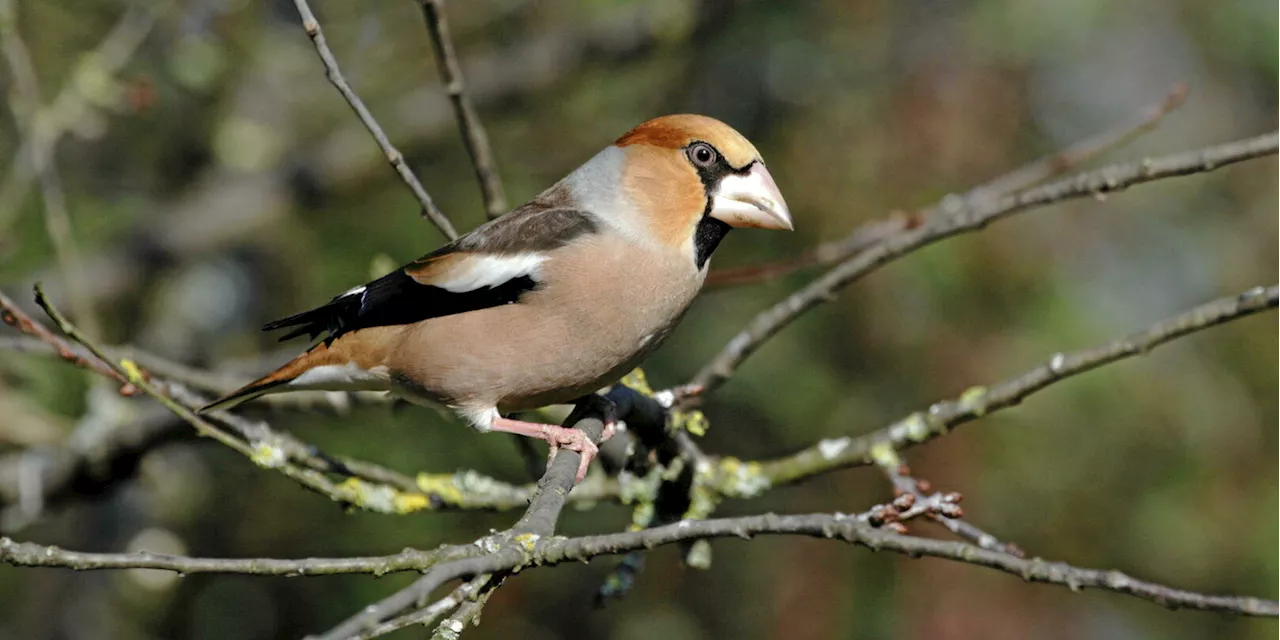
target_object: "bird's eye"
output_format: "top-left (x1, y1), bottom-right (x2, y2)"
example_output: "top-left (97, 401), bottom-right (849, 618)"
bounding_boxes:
top-left (687, 142), bottom-right (717, 168)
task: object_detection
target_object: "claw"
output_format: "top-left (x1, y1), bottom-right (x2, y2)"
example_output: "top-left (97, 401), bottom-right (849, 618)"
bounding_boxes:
top-left (491, 417), bottom-right (600, 484)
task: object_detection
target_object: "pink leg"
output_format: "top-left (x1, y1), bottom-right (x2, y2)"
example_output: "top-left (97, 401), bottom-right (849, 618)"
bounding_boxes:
top-left (490, 417), bottom-right (610, 483)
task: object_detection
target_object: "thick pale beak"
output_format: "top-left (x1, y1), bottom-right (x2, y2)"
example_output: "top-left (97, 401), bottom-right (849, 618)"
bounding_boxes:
top-left (709, 162), bottom-right (793, 230)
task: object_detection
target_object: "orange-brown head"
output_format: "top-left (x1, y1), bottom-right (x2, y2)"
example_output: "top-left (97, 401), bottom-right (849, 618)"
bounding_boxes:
top-left (561, 114), bottom-right (792, 268)
top-left (618, 113), bottom-right (791, 231)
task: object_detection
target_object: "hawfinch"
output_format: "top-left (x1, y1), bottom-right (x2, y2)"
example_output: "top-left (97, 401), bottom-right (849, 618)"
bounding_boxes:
top-left (201, 114), bottom-right (792, 481)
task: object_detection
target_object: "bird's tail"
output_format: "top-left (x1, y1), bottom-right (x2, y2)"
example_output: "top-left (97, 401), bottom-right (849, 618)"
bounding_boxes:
top-left (198, 328), bottom-right (398, 414)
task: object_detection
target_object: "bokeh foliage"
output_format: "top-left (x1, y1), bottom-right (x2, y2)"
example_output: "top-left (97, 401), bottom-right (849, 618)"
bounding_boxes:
top-left (0, 0), bottom-right (1275, 638)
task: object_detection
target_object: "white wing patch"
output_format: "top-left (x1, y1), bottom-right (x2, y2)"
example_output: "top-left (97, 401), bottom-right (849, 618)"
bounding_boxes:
top-left (290, 362), bottom-right (391, 391)
top-left (338, 284), bottom-right (367, 305)
top-left (436, 253), bottom-right (546, 293)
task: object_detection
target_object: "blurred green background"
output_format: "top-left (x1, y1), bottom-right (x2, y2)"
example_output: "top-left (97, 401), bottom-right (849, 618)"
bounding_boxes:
top-left (0, 0), bottom-right (1276, 638)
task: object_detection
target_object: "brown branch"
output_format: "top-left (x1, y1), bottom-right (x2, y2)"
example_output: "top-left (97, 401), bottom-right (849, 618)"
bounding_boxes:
top-left (0, 324), bottom-right (620, 517)
top-left (320, 510), bottom-right (1278, 640)
top-left (691, 132), bottom-right (1279, 393)
top-left (416, 0), bottom-right (508, 219)
top-left (308, 0), bottom-right (732, 198)
top-left (705, 215), bottom-right (908, 289)
top-left (7, 496), bottom-right (1272, 625)
top-left (355, 578), bottom-right (487, 640)
top-left (20, 284), bottom-right (465, 516)
top-left (7, 509), bottom-right (1273, 619)
top-left (291, 0), bottom-right (458, 239)
top-left (314, 408), bottom-right (610, 639)
top-left (972, 82), bottom-right (1189, 198)
top-left (703, 84), bottom-right (1189, 291)
top-left (0, 535), bottom-right (462, 575)
top-left (879, 460), bottom-right (1024, 557)
top-left (0, 289), bottom-right (134, 391)
top-left (9, 285), bottom-right (1274, 522)
top-left (426, 580), bottom-right (492, 640)
top-left (754, 285), bottom-right (1279, 486)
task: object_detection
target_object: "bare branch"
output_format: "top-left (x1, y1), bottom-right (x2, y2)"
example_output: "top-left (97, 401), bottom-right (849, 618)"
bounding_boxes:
top-left (0, 535), bottom-right (461, 575)
top-left (314, 409), bottom-right (610, 639)
top-left (705, 214), bottom-right (907, 289)
top-left (7, 508), bottom-right (1273, 619)
top-left (416, 0), bottom-right (507, 219)
top-left (755, 285), bottom-right (1278, 486)
top-left (24, 284), bottom-right (443, 514)
top-left (0, 322), bottom-right (621, 517)
top-left (879, 461), bottom-right (1024, 557)
top-left (325, 511), bottom-right (1280, 639)
top-left (426, 579), bottom-right (492, 640)
top-left (356, 578), bottom-right (486, 640)
top-left (0, 289), bottom-right (134, 390)
top-left (9, 285), bottom-right (1273, 521)
top-left (973, 82), bottom-right (1190, 198)
top-left (703, 84), bottom-right (1190, 291)
top-left (691, 132), bottom-right (1279, 392)
top-left (291, 0), bottom-right (458, 239)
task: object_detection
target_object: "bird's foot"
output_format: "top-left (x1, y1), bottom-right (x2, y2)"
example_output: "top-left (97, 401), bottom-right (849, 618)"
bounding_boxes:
top-left (541, 424), bottom-right (599, 483)
top-left (490, 417), bottom-right (600, 483)
top-left (600, 420), bottom-right (618, 443)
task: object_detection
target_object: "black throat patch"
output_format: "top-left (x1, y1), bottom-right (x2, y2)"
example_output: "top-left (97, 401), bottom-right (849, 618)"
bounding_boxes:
top-left (693, 216), bottom-right (731, 270)
top-left (686, 141), bottom-right (754, 270)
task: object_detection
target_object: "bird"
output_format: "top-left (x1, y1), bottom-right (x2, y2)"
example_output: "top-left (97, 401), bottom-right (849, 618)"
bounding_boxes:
top-left (199, 114), bottom-right (792, 482)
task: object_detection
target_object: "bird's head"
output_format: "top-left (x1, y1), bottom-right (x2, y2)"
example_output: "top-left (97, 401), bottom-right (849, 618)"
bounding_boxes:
top-left (563, 114), bottom-right (792, 268)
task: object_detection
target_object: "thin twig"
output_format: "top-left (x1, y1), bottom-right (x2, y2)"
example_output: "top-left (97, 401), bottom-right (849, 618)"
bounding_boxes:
top-left (703, 84), bottom-right (1190, 290)
top-left (33, 153), bottom-right (97, 337)
top-left (879, 461), bottom-right (1024, 557)
top-left (25, 284), bottom-right (439, 513)
top-left (7, 509), bottom-right (1274, 618)
top-left (0, 535), bottom-right (463, 575)
top-left (291, 0), bottom-right (458, 239)
top-left (0, 326), bottom-right (620, 515)
top-left (4, 286), bottom-right (519, 513)
top-left (691, 132), bottom-right (1279, 392)
top-left (0, 290), bottom-right (133, 390)
top-left (755, 285), bottom-right (1279, 486)
top-left (8, 286), bottom-right (1275, 516)
top-left (6, 504), bottom-right (1273, 622)
top-left (428, 580), bottom-right (492, 640)
top-left (974, 83), bottom-right (1189, 198)
top-left (417, 0), bottom-right (507, 219)
top-left (705, 215), bottom-right (908, 289)
top-left (321, 511), bottom-right (1279, 638)
top-left (355, 578), bottom-right (486, 640)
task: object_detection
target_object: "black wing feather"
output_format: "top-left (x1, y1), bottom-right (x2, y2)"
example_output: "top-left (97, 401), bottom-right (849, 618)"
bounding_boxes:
top-left (263, 270), bottom-right (536, 345)
top-left (262, 204), bottom-right (598, 345)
